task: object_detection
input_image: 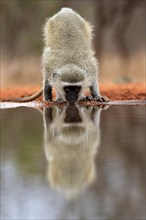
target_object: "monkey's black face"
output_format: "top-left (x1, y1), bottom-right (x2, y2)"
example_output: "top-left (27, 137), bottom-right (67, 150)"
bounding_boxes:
top-left (64, 86), bottom-right (81, 103)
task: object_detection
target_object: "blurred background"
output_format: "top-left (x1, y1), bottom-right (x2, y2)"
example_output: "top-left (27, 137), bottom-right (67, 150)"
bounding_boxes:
top-left (0, 0), bottom-right (145, 87)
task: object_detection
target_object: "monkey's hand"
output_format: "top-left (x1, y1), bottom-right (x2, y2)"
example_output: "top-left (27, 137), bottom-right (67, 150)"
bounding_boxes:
top-left (79, 95), bottom-right (109, 102)
top-left (92, 95), bottom-right (109, 102)
top-left (44, 98), bottom-right (53, 102)
top-left (56, 97), bottom-right (65, 103)
top-left (79, 96), bottom-right (93, 101)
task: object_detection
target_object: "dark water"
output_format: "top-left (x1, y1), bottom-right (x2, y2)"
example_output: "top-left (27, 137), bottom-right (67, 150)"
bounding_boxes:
top-left (0, 105), bottom-right (145, 220)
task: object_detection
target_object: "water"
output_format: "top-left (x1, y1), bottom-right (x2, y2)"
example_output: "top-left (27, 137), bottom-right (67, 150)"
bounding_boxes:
top-left (0, 105), bottom-right (145, 220)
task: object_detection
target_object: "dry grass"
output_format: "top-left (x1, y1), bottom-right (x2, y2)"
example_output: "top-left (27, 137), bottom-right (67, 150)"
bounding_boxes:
top-left (0, 83), bottom-right (145, 101)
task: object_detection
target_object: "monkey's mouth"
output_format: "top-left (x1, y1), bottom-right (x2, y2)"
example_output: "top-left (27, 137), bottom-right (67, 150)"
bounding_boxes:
top-left (65, 95), bottom-right (78, 103)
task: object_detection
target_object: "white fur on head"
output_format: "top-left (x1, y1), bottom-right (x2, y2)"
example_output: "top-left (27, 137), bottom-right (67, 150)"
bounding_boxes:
top-left (60, 8), bottom-right (74, 13)
top-left (50, 8), bottom-right (74, 21)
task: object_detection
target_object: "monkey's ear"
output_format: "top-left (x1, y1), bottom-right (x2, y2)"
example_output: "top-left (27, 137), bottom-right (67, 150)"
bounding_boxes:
top-left (53, 72), bottom-right (60, 82)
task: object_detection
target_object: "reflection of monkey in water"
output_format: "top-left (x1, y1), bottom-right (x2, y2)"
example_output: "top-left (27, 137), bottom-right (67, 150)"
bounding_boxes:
top-left (43, 105), bottom-right (104, 197)
top-left (2, 8), bottom-right (109, 103)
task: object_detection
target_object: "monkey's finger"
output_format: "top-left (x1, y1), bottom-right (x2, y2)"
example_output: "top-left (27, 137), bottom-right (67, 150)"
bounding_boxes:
top-left (93, 97), bottom-right (103, 102)
top-left (102, 96), bottom-right (110, 102)
top-left (95, 96), bottom-right (109, 102)
top-left (56, 98), bottom-right (61, 102)
top-left (79, 96), bottom-right (91, 101)
top-left (86, 96), bottom-right (92, 101)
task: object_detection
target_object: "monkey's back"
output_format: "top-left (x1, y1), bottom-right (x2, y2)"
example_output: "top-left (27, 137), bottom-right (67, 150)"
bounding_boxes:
top-left (44, 8), bottom-right (92, 52)
top-left (43, 8), bottom-right (98, 81)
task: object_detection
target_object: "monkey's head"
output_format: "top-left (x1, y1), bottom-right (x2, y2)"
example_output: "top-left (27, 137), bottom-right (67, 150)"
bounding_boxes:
top-left (53, 64), bottom-right (88, 103)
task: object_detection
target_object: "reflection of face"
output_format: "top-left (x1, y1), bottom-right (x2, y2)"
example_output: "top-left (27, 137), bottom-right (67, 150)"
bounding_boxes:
top-left (43, 105), bottom-right (102, 198)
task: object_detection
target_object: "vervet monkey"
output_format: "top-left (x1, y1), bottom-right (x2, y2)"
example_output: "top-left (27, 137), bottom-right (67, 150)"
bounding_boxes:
top-left (43, 8), bottom-right (109, 103)
top-left (43, 105), bottom-right (103, 197)
top-left (2, 8), bottom-right (109, 103)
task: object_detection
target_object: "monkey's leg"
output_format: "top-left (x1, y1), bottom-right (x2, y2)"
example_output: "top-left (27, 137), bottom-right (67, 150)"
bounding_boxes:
top-left (90, 81), bottom-right (109, 102)
top-left (44, 79), bottom-right (53, 102)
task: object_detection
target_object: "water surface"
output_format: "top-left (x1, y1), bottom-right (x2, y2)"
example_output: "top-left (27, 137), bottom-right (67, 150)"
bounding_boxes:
top-left (0, 105), bottom-right (145, 220)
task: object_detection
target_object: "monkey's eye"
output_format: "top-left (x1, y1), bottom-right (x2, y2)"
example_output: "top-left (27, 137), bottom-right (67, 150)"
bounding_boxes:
top-left (66, 88), bottom-right (70, 92)
top-left (64, 87), bottom-right (70, 93)
top-left (75, 87), bottom-right (80, 92)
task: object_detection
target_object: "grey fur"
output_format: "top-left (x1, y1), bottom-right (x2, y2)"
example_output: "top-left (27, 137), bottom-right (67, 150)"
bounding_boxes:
top-left (42, 7), bottom-right (109, 102)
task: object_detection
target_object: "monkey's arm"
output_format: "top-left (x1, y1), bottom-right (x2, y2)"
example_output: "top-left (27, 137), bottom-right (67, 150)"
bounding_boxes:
top-left (90, 81), bottom-right (109, 102)
top-left (79, 81), bottom-right (109, 102)
top-left (43, 79), bottom-right (53, 102)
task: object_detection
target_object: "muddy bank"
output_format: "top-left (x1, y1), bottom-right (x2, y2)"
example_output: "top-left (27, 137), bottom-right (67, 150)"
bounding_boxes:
top-left (0, 83), bottom-right (145, 101)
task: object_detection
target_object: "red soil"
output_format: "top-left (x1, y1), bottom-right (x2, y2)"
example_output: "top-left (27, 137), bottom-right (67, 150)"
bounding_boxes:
top-left (0, 83), bottom-right (145, 101)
